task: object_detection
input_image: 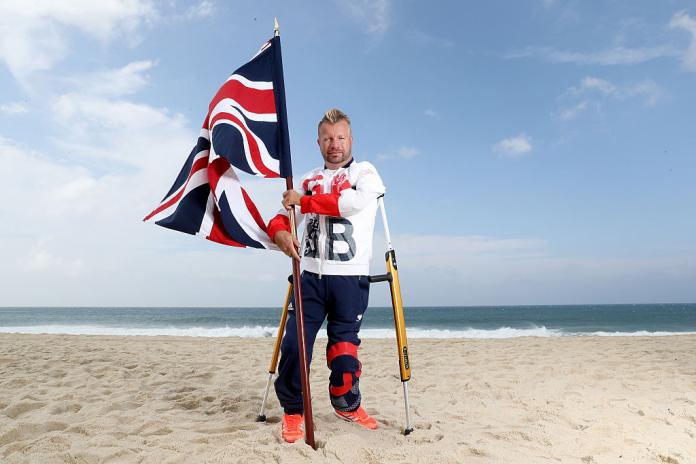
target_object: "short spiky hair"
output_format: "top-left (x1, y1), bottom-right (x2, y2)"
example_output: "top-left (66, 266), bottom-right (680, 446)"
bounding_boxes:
top-left (318, 108), bottom-right (351, 133)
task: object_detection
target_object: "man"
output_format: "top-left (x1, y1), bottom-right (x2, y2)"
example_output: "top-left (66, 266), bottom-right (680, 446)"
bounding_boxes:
top-left (266, 108), bottom-right (385, 443)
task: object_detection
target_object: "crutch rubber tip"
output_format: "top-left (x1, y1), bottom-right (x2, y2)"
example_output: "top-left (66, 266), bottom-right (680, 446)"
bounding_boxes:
top-left (256, 414), bottom-right (267, 422)
top-left (403, 428), bottom-right (414, 436)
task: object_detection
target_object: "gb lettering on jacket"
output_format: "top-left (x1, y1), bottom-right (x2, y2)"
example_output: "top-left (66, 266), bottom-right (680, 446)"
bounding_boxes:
top-left (303, 172), bottom-right (356, 262)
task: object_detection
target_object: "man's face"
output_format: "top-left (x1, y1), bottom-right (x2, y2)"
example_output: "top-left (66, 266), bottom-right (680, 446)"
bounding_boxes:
top-left (317, 120), bottom-right (353, 169)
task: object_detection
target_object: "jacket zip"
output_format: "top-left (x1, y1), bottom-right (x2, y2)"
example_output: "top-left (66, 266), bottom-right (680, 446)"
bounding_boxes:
top-left (317, 170), bottom-right (332, 278)
top-left (318, 215), bottom-right (325, 278)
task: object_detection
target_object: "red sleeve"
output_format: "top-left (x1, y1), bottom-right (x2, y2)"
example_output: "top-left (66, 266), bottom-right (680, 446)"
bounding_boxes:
top-left (300, 193), bottom-right (340, 217)
top-left (266, 214), bottom-right (290, 241)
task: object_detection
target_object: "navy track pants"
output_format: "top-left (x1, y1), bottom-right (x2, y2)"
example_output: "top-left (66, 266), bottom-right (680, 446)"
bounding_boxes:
top-left (274, 271), bottom-right (370, 414)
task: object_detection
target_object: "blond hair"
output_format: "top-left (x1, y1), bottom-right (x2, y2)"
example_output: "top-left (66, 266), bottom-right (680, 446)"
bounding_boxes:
top-left (318, 108), bottom-right (351, 133)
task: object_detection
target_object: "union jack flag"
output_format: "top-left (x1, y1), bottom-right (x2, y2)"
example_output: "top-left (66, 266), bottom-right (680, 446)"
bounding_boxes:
top-left (144, 36), bottom-right (292, 249)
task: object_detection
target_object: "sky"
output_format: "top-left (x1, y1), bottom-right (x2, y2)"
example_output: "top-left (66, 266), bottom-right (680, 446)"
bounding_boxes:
top-left (1, 0), bottom-right (695, 307)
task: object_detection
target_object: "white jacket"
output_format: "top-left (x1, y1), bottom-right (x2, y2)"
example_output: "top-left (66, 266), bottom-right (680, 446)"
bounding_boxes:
top-left (269, 159), bottom-right (385, 276)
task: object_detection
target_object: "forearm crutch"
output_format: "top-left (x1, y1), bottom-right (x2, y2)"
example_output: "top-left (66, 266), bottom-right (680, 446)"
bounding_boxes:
top-left (368, 195), bottom-right (414, 435)
top-left (256, 279), bottom-right (292, 422)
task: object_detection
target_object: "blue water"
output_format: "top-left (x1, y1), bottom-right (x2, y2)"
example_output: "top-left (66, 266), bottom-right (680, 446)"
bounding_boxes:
top-left (1, 304), bottom-right (695, 338)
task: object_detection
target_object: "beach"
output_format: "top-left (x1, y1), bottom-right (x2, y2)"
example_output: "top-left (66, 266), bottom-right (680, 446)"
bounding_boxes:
top-left (1, 333), bottom-right (694, 463)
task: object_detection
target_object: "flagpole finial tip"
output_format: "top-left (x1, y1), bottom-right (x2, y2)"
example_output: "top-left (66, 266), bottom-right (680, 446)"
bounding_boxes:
top-left (274, 17), bottom-right (280, 36)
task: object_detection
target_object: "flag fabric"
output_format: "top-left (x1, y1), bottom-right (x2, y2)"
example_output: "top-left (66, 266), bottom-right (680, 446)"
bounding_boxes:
top-left (144, 36), bottom-right (292, 249)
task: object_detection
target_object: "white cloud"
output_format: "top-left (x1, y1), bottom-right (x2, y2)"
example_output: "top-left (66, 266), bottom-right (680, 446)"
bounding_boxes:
top-left (366, 232), bottom-right (547, 306)
top-left (391, 235), bottom-right (545, 256)
top-left (367, 232), bottom-right (696, 306)
top-left (558, 75), bottom-right (665, 120)
top-left (186, 0), bottom-right (214, 19)
top-left (424, 109), bottom-right (438, 118)
top-left (0, 47), bottom-right (295, 306)
top-left (376, 146), bottom-right (419, 161)
top-left (670, 11), bottom-right (696, 71)
top-left (17, 239), bottom-right (85, 275)
top-left (507, 12), bottom-right (696, 72)
top-left (0, 128), bottom-right (294, 306)
top-left (622, 80), bottom-right (664, 106)
top-left (0, 0), bottom-right (299, 307)
top-left (576, 76), bottom-right (616, 95)
top-left (335, 0), bottom-right (390, 36)
top-left (0, 0), bottom-right (155, 87)
top-left (558, 100), bottom-right (589, 121)
top-left (506, 45), bottom-right (679, 66)
top-left (49, 92), bottom-right (188, 167)
top-left (409, 30), bottom-right (454, 48)
top-left (70, 60), bottom-right (155, 97)
top-left (493, 134), bottom-right (533, 158)
top-left (0, 101), bottom-right (28, 115)
top-left (0, 2), bottom-right (190, 279)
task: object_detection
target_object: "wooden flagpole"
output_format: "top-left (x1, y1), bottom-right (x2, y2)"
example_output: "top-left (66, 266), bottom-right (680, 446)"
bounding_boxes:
top-left (275, 18), bottom-right (316, 449)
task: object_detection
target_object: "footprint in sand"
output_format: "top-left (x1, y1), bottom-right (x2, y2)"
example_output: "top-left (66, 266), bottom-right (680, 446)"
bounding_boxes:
top-left (174, 385), bottom-right (197, 394)
top-left (658, 454), bottom-right (680, 464)
top-left (176, 398), bottom-right (201, 410)
top-left (49, 402), bottom-right (82, 415)
top-left (3, 401), bottom-right (46, 419)
top-left (48, 369), bottom-right (67, 379)
top-left (486, 430), bottom-right (532, 442)
top-left (0, 421), bottom-right (69, 447)
top-left (140, 425), bottom-right (173, 436)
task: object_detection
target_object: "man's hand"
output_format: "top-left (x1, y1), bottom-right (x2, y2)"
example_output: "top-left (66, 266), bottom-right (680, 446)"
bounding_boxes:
top-left (274, 230), bottom-right (301, 261)
top-left (282, 190), bottom-right (302, 210)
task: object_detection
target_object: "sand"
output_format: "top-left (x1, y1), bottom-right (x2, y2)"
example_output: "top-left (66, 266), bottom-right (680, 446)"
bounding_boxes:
top-left (1, 333), bottom-right (695, 463)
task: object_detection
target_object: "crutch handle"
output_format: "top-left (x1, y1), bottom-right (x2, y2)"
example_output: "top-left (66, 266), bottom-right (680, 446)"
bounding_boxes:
top-left (368, 273), bottom-right (393, 283)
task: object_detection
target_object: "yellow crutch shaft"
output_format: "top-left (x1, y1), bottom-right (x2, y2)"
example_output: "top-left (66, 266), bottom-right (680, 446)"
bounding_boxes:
top-left (385, 249), bottom-right (411, 382)
top-left (267, 282), bottom-right (292, 373)
top-left (256, 281), bottom-right (292, 422)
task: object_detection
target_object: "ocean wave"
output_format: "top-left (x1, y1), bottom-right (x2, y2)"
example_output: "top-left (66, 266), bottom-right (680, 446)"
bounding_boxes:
top-left (360, 326), bottom-right (563, 338)
top-left (3, 324), bottom-right (695, 339)
top-left (0, 325), bottom-right (280, 338)
top-left (570, 330), bottom-right (696, 337)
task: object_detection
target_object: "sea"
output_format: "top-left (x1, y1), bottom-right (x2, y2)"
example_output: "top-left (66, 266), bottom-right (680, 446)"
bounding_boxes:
top-left (1, 304), bottom-right (695, 339)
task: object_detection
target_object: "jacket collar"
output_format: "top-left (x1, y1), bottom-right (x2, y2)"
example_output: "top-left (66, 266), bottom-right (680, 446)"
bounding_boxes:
top-left (324, 158), bottom-right (354, 170)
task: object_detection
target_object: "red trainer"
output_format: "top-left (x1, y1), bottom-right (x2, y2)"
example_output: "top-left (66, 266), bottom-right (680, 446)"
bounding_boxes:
top-left (334, 406), bottom-right (378, 430)
top-left (281, 413), bottom-right (304, 443)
